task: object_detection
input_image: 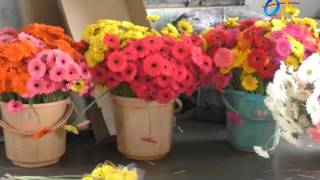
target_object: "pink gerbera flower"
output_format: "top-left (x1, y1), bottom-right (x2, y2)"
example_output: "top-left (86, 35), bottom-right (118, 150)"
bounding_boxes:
top-left (107, 51), bottom-right (127, 73)
top-left (49, 66), bottom-right (66, 82)
top-left (142, 35), bottom-right (163, 52)
top-left (156, 75), bottom-right (171, 88)
top-left (90, 66), bottom-right (107, 82)
top-left (308, 123), bottom-right (320, 144)
top-left (79, 63), bottom-right (91, 79)
top-left (7, 100), bottom-right (23, 113)
top-left (198, 56), bottom-right (213, 74)
top-left (120, 63), bottom-right (137, 81)
top-left (18, 32), bottom-right (45, 49)
top-left (28, 58), bottom-right (47, 78)
top-left (103, 34), bottom-right (120, 50)
top-left (104, 71), bottom-right (121, 89)
top-left (55, 53), bottom-right (72, 67)
top-left (157, 89), bottom-right (175, 104)
top-left (64, 63), bottom-right (81, 81)
top-left (284, 24), bottom-right (304, 41)
top-left (42, 78), bottom-right (57, 94)
top-left (172, 42), bottom-right (190, 60)
top-left (213, 48), bottom-right (233, 68)
top-left (122, 46), bottom-right (138, 61)
top-left (172, 65), bottom-right (187, 82)
top-left (162, 60), bottom-right (173, 76)
top-left (143, 54), bottom-right (164, 77)
top-left (132, 41), bottom-right (150, 58)
top-left (269, 30), bottom-right (285, 41)
top-left (275, 38), bottom-right (291, 58)
top-left (26, 78), bottom-right (45, 94)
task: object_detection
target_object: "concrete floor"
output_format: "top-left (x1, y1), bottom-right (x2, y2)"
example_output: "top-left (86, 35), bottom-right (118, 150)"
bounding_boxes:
top-left (0, 120), bottom-right (320, 180)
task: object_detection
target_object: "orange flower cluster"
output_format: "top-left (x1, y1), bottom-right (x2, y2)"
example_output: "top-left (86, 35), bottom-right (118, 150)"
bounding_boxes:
top-left (22, 24), bottom-right (87, 61)
top-left (0, 40), bottom-right (36, 94)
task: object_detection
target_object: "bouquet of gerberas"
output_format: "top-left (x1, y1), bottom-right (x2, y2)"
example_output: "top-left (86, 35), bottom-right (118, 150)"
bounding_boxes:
top-left (265, 53), bottom-right (320, 145)
top-left (82, 19), bottom-right (211, 104)
top-left (202, 16), bottom-right (319, 94)
top-left (0, 24), bottom-right (90, 108)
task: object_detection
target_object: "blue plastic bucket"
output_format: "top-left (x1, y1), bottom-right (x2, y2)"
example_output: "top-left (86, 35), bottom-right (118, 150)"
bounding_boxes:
top-left (221, 89), bottom-right (280, 151)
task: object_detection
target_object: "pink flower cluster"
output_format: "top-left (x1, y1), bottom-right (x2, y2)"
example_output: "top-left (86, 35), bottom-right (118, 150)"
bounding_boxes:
top-left (90, 34), bottom-right (212, 104)
top-left (25, 49), bottom-right (91, 98)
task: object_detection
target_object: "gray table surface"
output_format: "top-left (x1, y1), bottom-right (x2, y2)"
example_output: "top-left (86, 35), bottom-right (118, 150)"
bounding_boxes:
top-left (0, 120), bottom-right (320, 180)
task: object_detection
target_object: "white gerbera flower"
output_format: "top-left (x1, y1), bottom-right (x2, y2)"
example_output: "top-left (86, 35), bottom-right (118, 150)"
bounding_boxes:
top-left (306, 90), bottom-right (320, 124)
top-left (297, 56), bottom-right (320, 83)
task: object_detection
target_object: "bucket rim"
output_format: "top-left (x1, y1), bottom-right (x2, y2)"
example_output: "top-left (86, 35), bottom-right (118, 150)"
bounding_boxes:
top-left (0, 98), bottom-right (70, 108)
top-left (225, 89), bottom-right (266, 101)
top-left (112, 95), bottom-right (173, 107)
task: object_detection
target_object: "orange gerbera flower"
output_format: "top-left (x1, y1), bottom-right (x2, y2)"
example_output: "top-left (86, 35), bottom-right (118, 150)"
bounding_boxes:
top-left (237, 36), bottom-right (251, 51)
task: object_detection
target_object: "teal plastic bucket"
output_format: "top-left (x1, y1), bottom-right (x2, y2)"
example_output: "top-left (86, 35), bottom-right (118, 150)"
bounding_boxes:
top-left (221, 89), bottom-right (280, 151)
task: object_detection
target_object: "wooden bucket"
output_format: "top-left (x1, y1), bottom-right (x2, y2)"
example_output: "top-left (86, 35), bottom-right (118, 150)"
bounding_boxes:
top-left (113, 95), bottom-right (174, 160)
top-left (0, 99), bottom-right (73, 168)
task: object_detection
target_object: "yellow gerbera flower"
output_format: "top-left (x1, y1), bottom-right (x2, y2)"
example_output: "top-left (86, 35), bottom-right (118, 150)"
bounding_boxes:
top-left (232, 49), bottom-right (247, 68)
top-left (82, 24), bottom-right (99, 42)
top-left (242, 59), bottom-right (256, 74)
top-left (161, 23), bottom-right (179, 38)
top-left (271, 19), bottom-right (286, 32)
top-left (241, 74), bottom-right (258, 91)
top-left (287, 36), bottom-right (304, 58)
top-left (255, 20), bottom-right (271, 28)
top-left (146, 14), bottom-right (161, 23)
top-left (121, 21), bottom-right (135, 29)
top-left (177, 20), bottom-right (193, 34)
top-left (71, 80), bottom-right (86, 93)
top-left (220, 66), bottom-right (233, 74)
top-left (223, 17), bottom-right (240, 28)
top-left (285, 55), bottom-right (299, 70)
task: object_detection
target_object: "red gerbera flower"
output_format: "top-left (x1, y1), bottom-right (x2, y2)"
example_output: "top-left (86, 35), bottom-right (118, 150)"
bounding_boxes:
top-left (254, 36), bottom-right (273, 50)
top-left (104, 71), bottom-right (120, 89)
top-left (198, 55), bottom-right (213, 74)
top-left (142, 36), bottom-right (163, 52)
top-left (122, 46), bottom-right (138, 61)
top-left (120, 63), bottom-right (137, 81)
top-left (172, 42), bottom-right (190, 60)
top-left (248, 49), bottom-right (267, 69)
top-left (143, 54), bottom-right (164, 76)
top-left (257, 61), bottom-right (279, 79)
top-left (213, 48), bottom-right (233, 68)
top-left (106, 51), bottom-right (127, 72)
top-left (103, 34), bottom-right (120, 49)
top-left (243, 27), bottom-right (266, 41)
top-left (157, 88), bottom-right (175, 104)
top-left (162, 60), bottom-right (173, 76)
top-left (156, 75), bottom-right (171, 88)
top-left (191, 47), bottom-right (202, 65)
top-left (225, 28), bottom-right (241, 48)
top-left (89, 66), bottom-right (107, 82)
top-left (203, 29), bottom-right (226, 47)
top-left (239, 18), bottom-right (257, 30)
top-left (132, 40), bottom-right (150, 58)
top-left (190, 32), bottom-right (205, 48)
top-left (172, 65), bottom-right (187, 82)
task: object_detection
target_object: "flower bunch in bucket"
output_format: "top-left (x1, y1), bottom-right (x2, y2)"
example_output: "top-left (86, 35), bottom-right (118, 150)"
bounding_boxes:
top-left (265, 53), bottom-right (320, 145)
top-left (0, 24), bottom-right (90, 106)
top-left (82, 19), bottom-right (211, 104)
top-left (202, 17), bottom-right (319, 94)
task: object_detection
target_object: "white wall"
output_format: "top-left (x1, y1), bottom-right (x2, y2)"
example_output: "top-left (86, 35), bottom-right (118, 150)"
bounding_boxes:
top-left (246, 0), bottom-right (320, 18)
top-left (0, 0), bottom-right (21, 28)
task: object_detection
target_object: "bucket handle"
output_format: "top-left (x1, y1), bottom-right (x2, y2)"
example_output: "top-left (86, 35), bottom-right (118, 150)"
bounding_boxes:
top-left (174, 98), bottom-right (183, 114)
top-left (0, 103), bottom-right (73, 135)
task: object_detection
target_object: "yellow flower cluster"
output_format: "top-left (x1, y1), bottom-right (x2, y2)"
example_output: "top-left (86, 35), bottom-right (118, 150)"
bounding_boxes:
top-left (83, 17), bottom-right (193, 67)
top-left (83, 164), bottom-right (138, 180)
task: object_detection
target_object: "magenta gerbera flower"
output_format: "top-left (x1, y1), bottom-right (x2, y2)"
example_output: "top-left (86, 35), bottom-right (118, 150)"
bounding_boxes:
top-left (213, 48), bottom-right (233, 68)
top-left (65, 63), bottom-right (81, 81)
top-left (275, 38), bottom-right (291, 58)
top-left (120, 63), bottom-right (137, 81)
top-left (28, 58), bottom-right (47, 78)
top-left (7, 100), bottom-right (23, 113)
top-left (107, 51), bottom-right (128, 73)
top-left (143, 54), bottom-right (164, 77)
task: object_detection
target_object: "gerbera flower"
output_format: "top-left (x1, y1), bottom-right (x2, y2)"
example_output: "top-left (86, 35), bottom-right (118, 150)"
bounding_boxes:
top-left (28, 58), bottom-right (46, 78)
top-left (190, 33), bottom-right (205, 48)
top-left (285, 55), bottom-right (299, 70)
top-left (231, 49), bottom-right (247, 68)
top-left (49, 66), bottom-right (65, 82)
top-left (103, 34), bottom-right (120, 49)
top-left (132, 41), bottom-right (150, 58)
top-left (172, 42), bottom-right (190, 60)
top-left (239, 18), bottom-right (257, 30)
top-left (241, 74), bottom-right (258, 91)
top-left (162, 60), bottom-right (173, 76)
top-left (156, 75), bottom-right (171, 88)
top-left (89, 66), bottom-right (108, 82)
top-left (243, 27), bottom-right (266, 41)
top-left (275, 39), bottom-right (291, 58)
top-left (142, 36), bottom-right (162, 52)
top-left (248, 49), bottom-right (267, 69)
top-left (18, 32), bottom-right (45, 49)
top-left (146, 14), bottom-right (160, 23)
top-left (65, 63), bottom-right (81, 81)
top-left (55, 53), bottom-right (72, 67)
top-left (288, 36), bottom-right (304, 58)
top-left (297, 56), bottom-right (320, 83)
top-left (7, 100), bottom-right (23, 112)
top-left (122, 45), bottom-right (138, 61)
top-left (26, 78), bottom-right (45, 94)
top-left (177, 20), bottom-right (193, 34)
top-left (210, 69), bottom-right (232, 92)
top-left (43, 78), bottom-right (57, 94)
top-left (213, 48), bottom-right (233, 68)
top-left (203, 29), bottom-right (226, 47)
top-left (254, 36), bottom-right (272, 50)
top-left (120, 63), bottom-right (137, 81)
top-left (107, 51), bottom-right (127, 73)
top-left (143, 54), bottom-right (164, 76)
top-left (161, 23), bottom-right (179, 38)
top-left (284, 24), bottom-right (304, 41)
top-left (225, 28), bottom-right (241, 48)
top-left (157, 89), bottom-right (175, 104)
top-left (198, 56), bottom-right (213, 74)
top-left (257, 61), bottom-right (279, 79)
top-left (104, 71), bottom-right (120, 89)
top-left (172, 65), bottom-right (187, 82)
top-left (307, 124), bottom-right (320, 144)
top-left (268, 31), bottom-right (286, 41)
